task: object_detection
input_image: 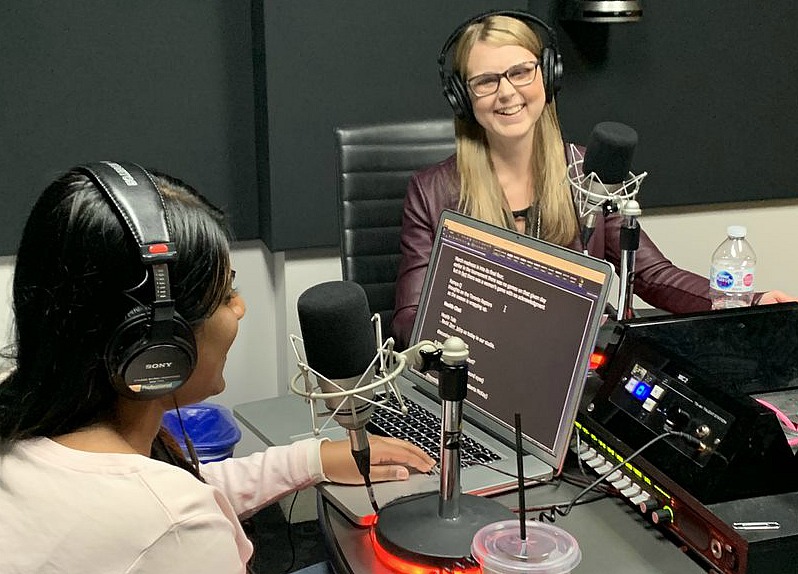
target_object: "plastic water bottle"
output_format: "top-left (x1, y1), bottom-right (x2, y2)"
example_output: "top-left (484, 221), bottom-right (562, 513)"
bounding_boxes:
top-left (709, 225), bottom-right (756, 309)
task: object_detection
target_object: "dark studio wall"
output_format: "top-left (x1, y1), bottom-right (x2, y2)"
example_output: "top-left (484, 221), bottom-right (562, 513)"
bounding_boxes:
top-left (252, 0), bottom-right (529, 250)
top-left (257, 0), bottom-right (798, 250)
top-left (0, 1), bottom-right (259, 256)
top-left (1, 1), bottom-right (796, 256)
top-left (554, 2), bottom-right (798, 210)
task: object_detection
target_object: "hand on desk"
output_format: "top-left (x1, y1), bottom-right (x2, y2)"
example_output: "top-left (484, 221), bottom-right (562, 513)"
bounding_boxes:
top-left (758, 290), bottom-right (798, 305)
top-left (320, 435), bottom-right (435, 485)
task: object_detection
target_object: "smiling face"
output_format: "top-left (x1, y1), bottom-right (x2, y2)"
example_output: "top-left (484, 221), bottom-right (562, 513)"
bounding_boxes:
top-left (172, 290), bottom-right (247, 407)
top-left (465, 41), bottom-right (546, 146)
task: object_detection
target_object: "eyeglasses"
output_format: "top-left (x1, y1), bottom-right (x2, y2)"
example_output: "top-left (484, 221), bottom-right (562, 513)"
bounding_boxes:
top-left (466, 61), bottom-right (540, 98)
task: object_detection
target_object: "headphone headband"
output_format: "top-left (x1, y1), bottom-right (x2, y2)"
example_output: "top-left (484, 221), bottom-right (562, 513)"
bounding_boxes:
top-left (77, 162), bottom-right (175, 258)
top-left (437, 9), bottom-right (559, 72)
top-left (76, 161), bottom-right (196, 400)
top-left (438, 10), bottom-right (563, 120)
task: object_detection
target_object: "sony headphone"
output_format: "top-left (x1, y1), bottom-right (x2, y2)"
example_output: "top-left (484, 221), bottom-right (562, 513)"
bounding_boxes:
top-left (76, 161), bottom-right (197, 400)
top-left (438, 9), bottom-right (563, 122)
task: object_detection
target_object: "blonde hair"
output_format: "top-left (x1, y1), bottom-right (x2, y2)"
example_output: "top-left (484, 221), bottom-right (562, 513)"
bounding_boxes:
top-left (453, 15), bottom-right (578, 246)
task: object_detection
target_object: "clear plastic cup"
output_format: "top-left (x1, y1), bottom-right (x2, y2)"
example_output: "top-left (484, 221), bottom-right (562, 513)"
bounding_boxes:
top-left (471, 520), bottom-right (582, 573)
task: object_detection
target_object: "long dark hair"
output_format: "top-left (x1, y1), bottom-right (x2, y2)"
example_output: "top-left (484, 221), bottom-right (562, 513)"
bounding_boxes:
top-left (0, 167), bottom-right (231, 455)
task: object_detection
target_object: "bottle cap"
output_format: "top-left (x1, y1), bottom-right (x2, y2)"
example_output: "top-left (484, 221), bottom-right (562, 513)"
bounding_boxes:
top-left (727, 225), bottom-right (747, 239)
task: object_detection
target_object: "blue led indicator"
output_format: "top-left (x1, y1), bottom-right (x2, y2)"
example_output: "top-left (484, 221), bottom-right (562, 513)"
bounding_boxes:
top-left (633, 381), bottom-right (652, 401)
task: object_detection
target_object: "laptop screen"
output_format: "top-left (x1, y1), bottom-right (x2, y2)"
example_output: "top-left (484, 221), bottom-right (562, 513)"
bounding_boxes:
top-left (408, 211), bottom-right (613, 469)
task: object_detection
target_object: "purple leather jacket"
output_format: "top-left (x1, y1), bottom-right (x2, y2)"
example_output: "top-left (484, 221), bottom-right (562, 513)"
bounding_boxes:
top-left (392, 154), bottom-right (713, 349)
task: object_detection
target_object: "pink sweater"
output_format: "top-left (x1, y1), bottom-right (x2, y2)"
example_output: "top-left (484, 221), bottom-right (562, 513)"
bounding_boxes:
top-left (0, 437), bottom-right (326, 573)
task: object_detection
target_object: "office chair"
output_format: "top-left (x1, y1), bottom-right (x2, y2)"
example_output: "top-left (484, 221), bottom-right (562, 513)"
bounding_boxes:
top-left (334, 119), bottom-right (455, 340)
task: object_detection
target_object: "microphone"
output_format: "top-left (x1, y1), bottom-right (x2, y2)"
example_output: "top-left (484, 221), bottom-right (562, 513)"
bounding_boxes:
top-left (292, 289), bottom-right (436, 429)
top-left (294, 281), bottom-right (440, 512)
top-left (297, 280), bottom-right (376, 431)
top-left (297, 280), bottom-right (379, 510)
top-left (567, 121), bottom-right (647, 250)
top-left (294, 282), bottom-right (513, 567)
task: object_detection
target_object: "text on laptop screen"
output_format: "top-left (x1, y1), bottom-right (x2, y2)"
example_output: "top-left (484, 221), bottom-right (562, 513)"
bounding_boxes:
top-left (411, 215), bottom-right (609, 457)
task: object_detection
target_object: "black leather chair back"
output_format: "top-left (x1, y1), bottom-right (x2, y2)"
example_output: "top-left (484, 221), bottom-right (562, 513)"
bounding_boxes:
top-left (335, 119), bottom-right (455, 336)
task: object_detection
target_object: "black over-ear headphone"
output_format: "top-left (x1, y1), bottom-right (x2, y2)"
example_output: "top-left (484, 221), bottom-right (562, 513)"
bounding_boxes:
top-left (438, 9), bottom-right (563, 122)
top-left (76, 161), bottom-right (197, 400)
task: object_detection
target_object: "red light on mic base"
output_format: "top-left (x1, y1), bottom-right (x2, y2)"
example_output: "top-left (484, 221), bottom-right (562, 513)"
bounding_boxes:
top-left (369, 522), bottom-right (479, 574)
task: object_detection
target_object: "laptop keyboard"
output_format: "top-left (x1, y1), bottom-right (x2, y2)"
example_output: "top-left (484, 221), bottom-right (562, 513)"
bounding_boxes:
top-left (367, 393), bottom-right (502, 468)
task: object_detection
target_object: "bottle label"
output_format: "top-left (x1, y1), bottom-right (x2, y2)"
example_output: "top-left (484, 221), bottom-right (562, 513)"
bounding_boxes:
top-left (710, 266), bottom-right (755, 292)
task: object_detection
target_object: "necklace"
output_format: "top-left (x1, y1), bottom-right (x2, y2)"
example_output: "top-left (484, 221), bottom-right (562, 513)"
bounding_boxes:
top-left (510, 203), bottom-right (541, 238)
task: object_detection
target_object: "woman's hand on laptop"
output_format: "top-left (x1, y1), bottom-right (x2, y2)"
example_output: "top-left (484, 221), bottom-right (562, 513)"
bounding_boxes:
top-left (320, 436), bottom-right (435, 484)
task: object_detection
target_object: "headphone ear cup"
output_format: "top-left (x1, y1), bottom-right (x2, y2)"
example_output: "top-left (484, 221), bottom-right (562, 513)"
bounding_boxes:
top-left (540, 46), bottom-right (563, 104)
top-left (442, 72), bottom-right (475, 123)
top-left (106, 307), bottom-right (197, 400)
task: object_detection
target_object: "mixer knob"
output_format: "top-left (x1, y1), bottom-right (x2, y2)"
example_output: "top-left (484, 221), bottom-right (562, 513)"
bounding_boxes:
top-left (637, 497), bottom-right (662, 514)
top-left (664, 408), bottom-right (691, 432)
top-left (651, 507), bottom-right (673, 525)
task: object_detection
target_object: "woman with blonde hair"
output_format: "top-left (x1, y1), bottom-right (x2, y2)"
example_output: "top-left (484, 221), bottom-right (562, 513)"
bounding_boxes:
top-left (392, 10), bottom-right (792, 348)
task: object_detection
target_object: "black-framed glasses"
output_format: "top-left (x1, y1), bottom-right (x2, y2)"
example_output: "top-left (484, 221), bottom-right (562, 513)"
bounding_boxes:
top-left (466, 61), bottom-right (540, 97)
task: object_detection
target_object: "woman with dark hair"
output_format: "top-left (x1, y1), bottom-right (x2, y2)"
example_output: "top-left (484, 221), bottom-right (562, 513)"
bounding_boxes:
top-left (0, 164), bottom-right (433, 572)
top-left (392, 12), bottom-right (795, 349)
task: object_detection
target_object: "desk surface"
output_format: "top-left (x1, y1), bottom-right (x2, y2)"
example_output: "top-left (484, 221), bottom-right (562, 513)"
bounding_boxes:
top-left (318, 486), bottom-right (706, 574)
top-left (235, 396), bottom-right (708, 574)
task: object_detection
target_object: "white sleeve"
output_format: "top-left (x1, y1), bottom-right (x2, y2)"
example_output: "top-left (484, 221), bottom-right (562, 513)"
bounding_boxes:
top-left (126, 513), bottom-right (247, 574)
top-left (199, 437), bottom-right (327, 517)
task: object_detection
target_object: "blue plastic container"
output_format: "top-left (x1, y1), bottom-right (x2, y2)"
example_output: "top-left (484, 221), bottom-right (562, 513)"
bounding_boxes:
top-left (162, 402), bottom-right (242, 463)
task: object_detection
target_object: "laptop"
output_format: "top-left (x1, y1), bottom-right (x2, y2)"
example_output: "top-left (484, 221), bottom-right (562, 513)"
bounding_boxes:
top-left (318, 210), bottom-right (614, 525)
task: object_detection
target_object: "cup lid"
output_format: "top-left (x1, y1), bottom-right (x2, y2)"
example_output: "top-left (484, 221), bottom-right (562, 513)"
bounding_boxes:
top-left (471, 520), bottom-right (581, 573)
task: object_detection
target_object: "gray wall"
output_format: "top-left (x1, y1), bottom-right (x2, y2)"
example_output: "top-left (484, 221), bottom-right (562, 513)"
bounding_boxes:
top-left (2, 1), bottom-right (796, 255)
top-left (253, 0), bottom-right (527, 250)
top-left (555, 2), bottom-right (798, 208)
top-left (1, 1), bottom-right (259, 253)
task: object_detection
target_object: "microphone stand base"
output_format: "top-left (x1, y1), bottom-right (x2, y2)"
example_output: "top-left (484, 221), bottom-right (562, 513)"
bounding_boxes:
top-left (374, 491), bottom-right (514, 566)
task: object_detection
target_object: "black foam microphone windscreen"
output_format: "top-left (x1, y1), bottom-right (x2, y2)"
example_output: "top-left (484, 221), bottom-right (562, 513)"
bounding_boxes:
top-left (297, 281), bottom-right (376, 380)
top-left (582, 121), bottom-right (638, 184)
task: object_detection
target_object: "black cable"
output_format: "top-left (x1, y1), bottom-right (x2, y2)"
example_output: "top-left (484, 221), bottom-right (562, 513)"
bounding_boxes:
top-left (574, 431), bottom-right (588, 477)
top-left (172, 397), bottom-right (201, 475)
top-left (496, 472), bottom-right (614, 515)
top-left (473, 461), bottom-right (615, 495)
top-left (538, 430), bottom-right (702, 523)
top-left (473, 460), bottom-right (556, 487)
top-left (282, 492), bottom-right (299, 574)
top-left (559, 472), bottom-right (618, 496)
top-left (352, 447), bottom-right (379, 513)
top-left (514, 491), bottom-right (610, 514)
